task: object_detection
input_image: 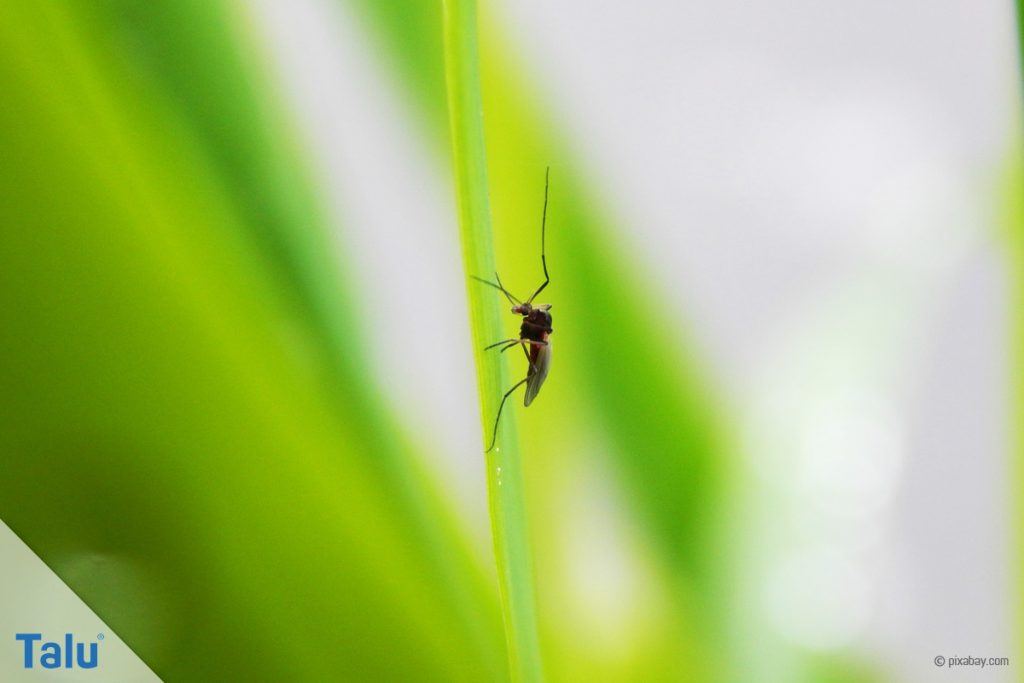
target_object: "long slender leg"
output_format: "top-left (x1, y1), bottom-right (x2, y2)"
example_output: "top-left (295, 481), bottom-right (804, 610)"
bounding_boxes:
top-left (503, 342), bottom-right (540, 372)
top-left (486, 376), bottom-right (529, 453)
top-left (471, 275), bottom-right (521, 306)
top-left (497, 339), bottom-right (546, 354)
top-left (519, 342), bottom-right (533, 366)
top-left (485, 338), bottom-right (547, 351)
top-left (494, 272), bottom-right (517, 305)
top-left (485, 338), bottom-right (520, 351)
top-left (527, 167), bottom-right (551, 304)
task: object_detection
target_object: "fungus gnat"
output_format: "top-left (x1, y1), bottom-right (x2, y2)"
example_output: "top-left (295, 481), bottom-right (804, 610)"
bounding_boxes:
top-left (472, 167), bottom-right (553, 453)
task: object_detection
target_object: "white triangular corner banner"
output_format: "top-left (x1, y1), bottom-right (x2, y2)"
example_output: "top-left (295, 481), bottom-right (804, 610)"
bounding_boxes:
top-left (0, 521), bottom-right (161, 681)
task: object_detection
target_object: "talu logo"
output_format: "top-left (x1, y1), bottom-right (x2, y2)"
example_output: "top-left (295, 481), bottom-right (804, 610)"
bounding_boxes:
top-left (15, 633), bottom-right (100, 669)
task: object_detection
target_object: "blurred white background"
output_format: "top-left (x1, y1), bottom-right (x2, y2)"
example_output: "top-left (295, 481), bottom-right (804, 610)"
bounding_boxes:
top-left (249, 0), bottom-right (1020, 680)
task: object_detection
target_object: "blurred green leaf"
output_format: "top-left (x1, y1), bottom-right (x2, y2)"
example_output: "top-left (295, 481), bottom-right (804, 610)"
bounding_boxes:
top-left (69, 6), bottom-right (509, 673)
top-left (0, 2), bottom-right (506, 680)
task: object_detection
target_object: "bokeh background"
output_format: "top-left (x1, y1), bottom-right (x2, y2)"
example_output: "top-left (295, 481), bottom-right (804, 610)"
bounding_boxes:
top-left (0, 1), bottom-right (1019, 681)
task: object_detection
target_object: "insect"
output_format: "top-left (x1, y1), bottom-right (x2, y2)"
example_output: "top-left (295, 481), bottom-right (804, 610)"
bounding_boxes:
top-left (473, 167), bottom-right (553, 453)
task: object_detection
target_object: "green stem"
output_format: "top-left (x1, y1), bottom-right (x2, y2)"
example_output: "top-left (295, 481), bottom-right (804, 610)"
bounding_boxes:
top-left (441, 0), bottom-right (543, 680)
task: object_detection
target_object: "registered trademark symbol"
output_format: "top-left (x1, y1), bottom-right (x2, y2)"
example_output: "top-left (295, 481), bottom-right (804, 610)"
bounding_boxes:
top-left (97, 633), bottom-right (104, 640)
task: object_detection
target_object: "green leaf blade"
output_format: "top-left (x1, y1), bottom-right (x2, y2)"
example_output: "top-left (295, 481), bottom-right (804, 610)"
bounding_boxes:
top-left (441, 0), bottom-right (544, 680)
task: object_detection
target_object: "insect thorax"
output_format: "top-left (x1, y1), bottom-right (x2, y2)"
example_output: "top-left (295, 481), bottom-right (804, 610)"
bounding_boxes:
top-left (520, 308), bottom-right (552, 342)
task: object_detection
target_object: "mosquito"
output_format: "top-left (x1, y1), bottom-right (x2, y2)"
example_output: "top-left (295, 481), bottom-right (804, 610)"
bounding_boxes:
top-left (472, 167), bottom-right (553, 453)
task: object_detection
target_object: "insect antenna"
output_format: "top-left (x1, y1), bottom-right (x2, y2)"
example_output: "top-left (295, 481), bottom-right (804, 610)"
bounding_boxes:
top-left (527, 166), bottom-right (551, 304)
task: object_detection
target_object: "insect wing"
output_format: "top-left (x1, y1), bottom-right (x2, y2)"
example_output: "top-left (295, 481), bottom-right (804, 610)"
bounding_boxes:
top-left (523, 342), bottom-right (551, 406)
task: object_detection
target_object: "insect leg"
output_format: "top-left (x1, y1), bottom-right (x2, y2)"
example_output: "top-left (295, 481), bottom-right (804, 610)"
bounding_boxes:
top-left (501, 339), bottom-right (544, 356)
top-left (485, 338), bottom-right (548, 351)
top-left (519, 341), bottom-right (534, 368)
top-left (471, 275), bottom-right (521, 306)
top-left (494, 272), bottom-right (518, 306)
top-left (526, 167), bottom-right (551, 304)
top-left (485, 338), bottom-right (521, 351)
top-left (486, 376), bottom-right (530, 453)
